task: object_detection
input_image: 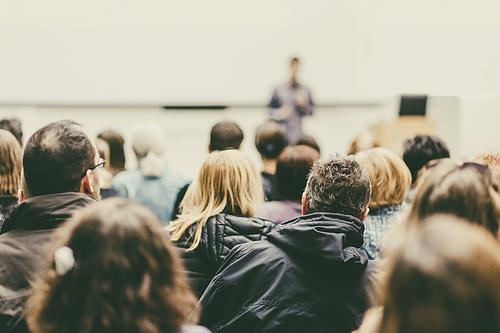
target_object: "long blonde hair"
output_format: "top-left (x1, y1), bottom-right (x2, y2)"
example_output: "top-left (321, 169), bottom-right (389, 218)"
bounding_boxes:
top-left (0, 130), bottom-right (22, 197)
top-left (169, 150), bottom-right (264, 250)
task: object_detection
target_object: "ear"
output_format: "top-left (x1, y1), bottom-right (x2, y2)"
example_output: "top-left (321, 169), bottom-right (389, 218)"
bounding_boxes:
top-left (18, 189), bottom-right (25, 203)
top-left (208, 143), bottom-right (212, 153)
top-left (360, 207), bottom-right (369, 222)
top-left (301, 192), bottom-right (308, 215)
top-left (238, 144), bottom-right (242, 151)
top-left (80, 170), bottom-right (95, 196)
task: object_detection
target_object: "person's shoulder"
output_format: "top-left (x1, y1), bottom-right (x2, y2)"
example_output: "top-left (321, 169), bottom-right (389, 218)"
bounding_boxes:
top-left (112, 169), bottom-right (141, 184)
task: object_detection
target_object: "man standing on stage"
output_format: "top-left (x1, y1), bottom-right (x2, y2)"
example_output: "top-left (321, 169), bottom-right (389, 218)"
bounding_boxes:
top-left (268, 57), bottom-right (314, 145)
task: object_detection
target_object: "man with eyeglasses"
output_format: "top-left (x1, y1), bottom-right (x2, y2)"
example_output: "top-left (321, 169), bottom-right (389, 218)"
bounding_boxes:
top-left (0, 120), bottom-right (102, 333)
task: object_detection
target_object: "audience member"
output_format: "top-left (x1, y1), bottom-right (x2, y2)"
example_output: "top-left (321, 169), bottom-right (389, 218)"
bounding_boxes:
top-left (407, 159), bottom-right (500, 236)
top-left (356, 216), bottom-right (500, 333)
top-left (371, 158), bottom-right (500, 304)
top-left (268, 57), bottom-right (314, 145)
top-left (258, 145), bottom-right (320, 224)
top-left (0, 120), bottom-right (101, 332)
top-left (97, 130), bottom-right (126, 176)
top-left (197, 154), bottom-right (374, 333)
top-left (95, 138), bottom-right (119, 199)
top-left (0, 130), bottom-right (22, 230)
top-left (172, 120), bottom-right (245, 219)
top-left (348, 132), bottom-right (379, 156)
top-left (170, 150), bottom-right (274, 298)
top-left (355, 148), bottom-right (411, 259)
top-left (296, 134), bottom-right (321, 154)
top-left (0, 118), bottom-right (23, 147)
top-left (26, 198), bottom-right (210, 333)
top-left (255, 121), bottom-right (287, 201)
top-left (113, 122), bottom-right (190, 225)
top-left (208, 121), bottom-right (244, 152)
top-left (402, 134), bottom-right (450, 187)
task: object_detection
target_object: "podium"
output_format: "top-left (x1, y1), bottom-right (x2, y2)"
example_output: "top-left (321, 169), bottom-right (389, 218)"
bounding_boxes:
top-left (370, 116), bottom-right (436, 156)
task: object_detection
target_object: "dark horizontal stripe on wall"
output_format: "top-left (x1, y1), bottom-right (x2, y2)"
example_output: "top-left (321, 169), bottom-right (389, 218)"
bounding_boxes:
top-left (162, 105), bottom-right (227, 110)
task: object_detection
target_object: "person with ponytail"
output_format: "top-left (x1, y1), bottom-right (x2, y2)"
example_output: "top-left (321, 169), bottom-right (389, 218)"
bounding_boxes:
top-left (112, 122), bottom-right (190, 225)
top-left (170, 150), bottom-right (275, 298)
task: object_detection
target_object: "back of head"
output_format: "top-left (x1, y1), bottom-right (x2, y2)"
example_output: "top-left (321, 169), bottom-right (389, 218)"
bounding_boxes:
top-left (380, 215), bottom-right (500, 333)
top-left (97, 130), bottom-right (126, 174)
top-left (355, 147), bottom-right (411, 209)
top-left (27, 198), bottom-right (197, 333)
top-left (209, 121), bottom-right (244, 152)
top-left (276, 145), bottom-right (320, 201)
top-left (255, 121), bottom-right (287, 160)
top-left (403, 134), bottom-right (450, 184)
top-left (0, 130), bottom-right (23, 197)
top-left (305, 154), bottom-right (371, 219)
top-left (131, 123), bottom-right (167, 178)
top-left (409, 160), bottom-right (500, 236)
top-left (295, 135), bottom-right (320, 154)
top-left (170, 150), bottom-right (263, 249)
top-left (0, 118), bottom-right (23, 147)
top-left (23, 120), bottom-right (96, 197)
top-left (347, 132), bottom-right (379, 156)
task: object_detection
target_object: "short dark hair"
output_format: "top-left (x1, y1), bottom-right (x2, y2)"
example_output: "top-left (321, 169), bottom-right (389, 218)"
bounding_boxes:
top-left (291, 57), bottom-right (300, 64)
top-left (276, 146), bottom-right (320, 201)
top-left (209, 121), bottom-right (244, 152)
top-left (296, 135), bottom-right (320, 154)
top-left (23, 120), bottom-right (96, 196)
top-left (255, 121), bottom-right (287, 159)
top-left (0, 118), bottom-right (23, 147)
top-left (97, 130), bottom-right (126, 174)
top-left (305, 154), bottom-right (371, 218)
top-left (403, 135), bottom-right (450, 184)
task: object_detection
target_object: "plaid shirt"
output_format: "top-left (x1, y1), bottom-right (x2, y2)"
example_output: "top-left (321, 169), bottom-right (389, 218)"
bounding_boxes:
top-left (362, 204), bottom-right (407, 260)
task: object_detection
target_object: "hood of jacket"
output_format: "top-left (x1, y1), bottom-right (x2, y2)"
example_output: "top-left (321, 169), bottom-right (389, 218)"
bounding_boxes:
top-left (0, 192), bottom-right (99, 234)
top-left (267, 212), bottom-right (368, 271)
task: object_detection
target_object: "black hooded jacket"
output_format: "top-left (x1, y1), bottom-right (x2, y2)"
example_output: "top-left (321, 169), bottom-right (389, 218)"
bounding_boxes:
top-left (197, 212), bottom-right (375, 333)
top-left (173, 214), bottom-right (275, 299)
top-left (0, 192), bottom-right (98, 333)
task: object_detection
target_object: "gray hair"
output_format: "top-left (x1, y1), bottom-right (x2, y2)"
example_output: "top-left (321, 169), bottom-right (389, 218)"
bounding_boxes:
top-left (305, 154), bottom-right (371, 219)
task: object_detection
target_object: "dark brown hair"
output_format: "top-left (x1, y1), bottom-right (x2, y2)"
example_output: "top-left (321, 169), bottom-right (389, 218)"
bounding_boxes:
top-left (409, 160), bottom-right (500, 236)
top-left (97, 130), bottom-right (126, 176)
top-left (27, 198), bottom-right (198, 333)
top-left (276, 145), bottom-right (320, 201)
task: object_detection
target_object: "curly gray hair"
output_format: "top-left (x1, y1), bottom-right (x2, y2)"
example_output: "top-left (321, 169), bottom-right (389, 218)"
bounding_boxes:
top-left (305, 154), bottom-right (371, 219)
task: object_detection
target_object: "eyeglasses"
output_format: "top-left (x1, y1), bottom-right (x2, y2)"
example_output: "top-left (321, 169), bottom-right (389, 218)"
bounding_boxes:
top-left (82, 158), bottom-right (106, 177)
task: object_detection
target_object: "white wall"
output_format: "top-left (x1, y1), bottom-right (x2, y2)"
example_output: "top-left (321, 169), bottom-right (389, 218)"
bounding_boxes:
top-left (2, 0), bottom-right (500, 106)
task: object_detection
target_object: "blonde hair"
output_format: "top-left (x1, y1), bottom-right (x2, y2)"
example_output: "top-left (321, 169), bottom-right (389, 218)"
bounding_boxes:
top-left (355, 147), bottom-right (411, 208)
top-left (0, 130), bottom-right (22, 197)
top-left (169, 150), bottom-right (264, 250)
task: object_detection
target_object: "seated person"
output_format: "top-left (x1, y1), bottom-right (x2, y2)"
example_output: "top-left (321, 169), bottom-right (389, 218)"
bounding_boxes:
top-left (113, 122), bottom-right (190, 225)
top-left (258, 145), bottom-right (320, 224)
top-left (169, 150), bottom-right (274, 299)
top-left (255, 121), bottom-right (287, 201)
top-left (197, 154), bottom-right (375, 333)
top-left (26, 198), bottom-right (210, 333)
top-left (355, 148), bottom-right (412, 259)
